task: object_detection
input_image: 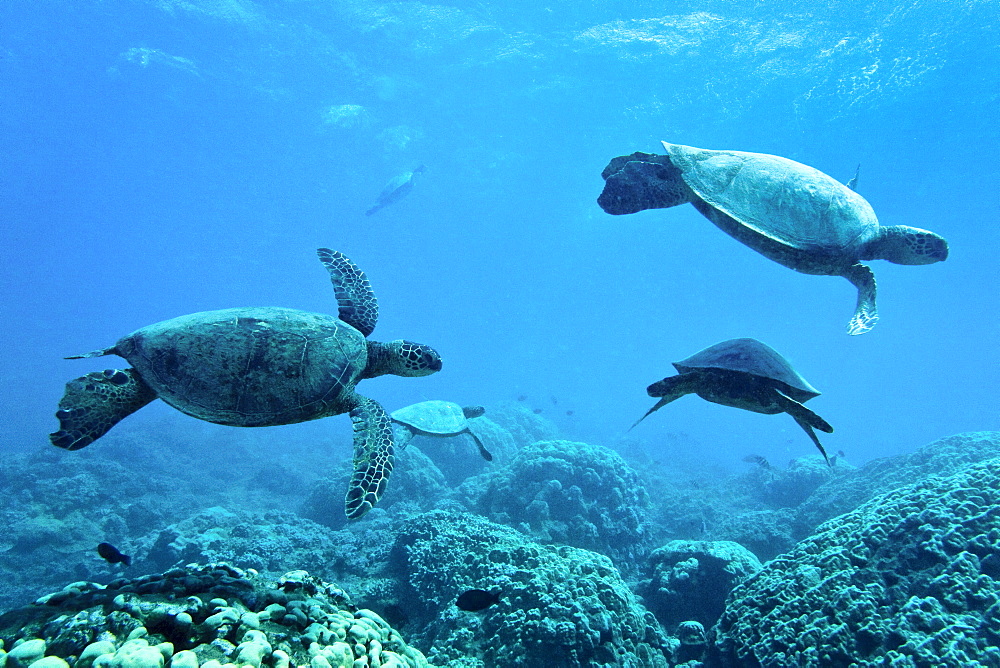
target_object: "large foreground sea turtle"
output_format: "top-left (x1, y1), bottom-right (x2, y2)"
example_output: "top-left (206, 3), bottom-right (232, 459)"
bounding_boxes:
top-left (390, 400), bottom-right (493, 461)
top-left (632, 338), bottom-right (833, 463)
top-left (598, 142), bottom-right (949, 334)
top-left (49, 248), bottom-right (443, 519)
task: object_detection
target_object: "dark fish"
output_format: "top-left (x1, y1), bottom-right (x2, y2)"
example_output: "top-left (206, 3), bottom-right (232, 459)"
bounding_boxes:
top-left (566, 410), bottom-right (574, 416)
top-left (742, 454), bottom-right (771, 469)
top-left (532, 408), bottom-right (543, 414)
top-left (97, 542), bottom-right (131, 566)
top-left (517, 395), bottom-right (528, 402)
top-left (837, 450), bottom-right (846, 458)
top-left (550, 395), bottom-right (558, 405)
top-left (456, 589), bottom-right (501, 612)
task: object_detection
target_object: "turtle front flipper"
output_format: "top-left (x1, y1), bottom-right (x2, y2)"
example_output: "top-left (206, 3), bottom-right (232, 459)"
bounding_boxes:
top-left (345, 395), bottom-right (395, 520)
top-left (316, 248), bottom-right (379, 337)
top-left (630, 375), bottom-right (697, 430)
top-left (774, 390), bottom-right (833, 465)
top-left (50, 369), bottom-right (157, 451)
top-left (844, 263), bottom-right (878, 335)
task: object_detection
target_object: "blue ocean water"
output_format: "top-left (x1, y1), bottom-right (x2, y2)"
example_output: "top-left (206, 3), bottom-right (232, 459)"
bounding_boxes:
top-left (1, 1), bottom-right (997, 468)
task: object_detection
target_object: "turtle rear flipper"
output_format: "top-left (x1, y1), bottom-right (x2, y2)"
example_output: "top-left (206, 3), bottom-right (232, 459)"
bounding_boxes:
top-left (50, 369), bottom-right (156, 451)
top-left (466, 428), bottom-right (493, 462)
top-left (774, 390), bottom-right (833, 466)
top-left (317, 248), bottom-right (379, 337)
top-left (844, 263), bottom-right (878, 336)
top-left (345, 395), bottom-right (394, 520)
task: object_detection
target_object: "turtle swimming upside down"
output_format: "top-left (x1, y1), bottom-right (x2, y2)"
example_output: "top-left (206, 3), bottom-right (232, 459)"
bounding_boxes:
top-left (598, 142), bottom-right (949, 335)
top-left (49, 248), bottom-right (442, 520)
top-left (633, 338), bottom-right (834, 464)
top-left (366, 165), bottom-right (426, 216)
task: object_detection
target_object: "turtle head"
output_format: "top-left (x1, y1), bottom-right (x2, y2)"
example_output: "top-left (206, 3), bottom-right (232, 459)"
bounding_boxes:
top-left (462, 405), bottom-right (486, 419)
top-left (363, 339), bottom-right (442, 379)
top-left (864, 225), bottom-right (949, 265)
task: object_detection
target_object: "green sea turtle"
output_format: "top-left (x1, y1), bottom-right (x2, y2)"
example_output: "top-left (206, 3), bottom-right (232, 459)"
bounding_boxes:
top-left (632, 338), bottom-right (833, 464)
top-left (49, 248), bottom-right (443, 520)
top-left (598, 142), bottom-right (949, 335)
top-left (366, 165), bottom-right (426, 216)
top-left (390, 400), bottom-right (493, 461)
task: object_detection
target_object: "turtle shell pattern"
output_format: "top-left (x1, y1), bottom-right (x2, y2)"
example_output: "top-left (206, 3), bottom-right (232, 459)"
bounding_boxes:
top-left (662, 142), bottom-right (878, 256)
top-left (115, 306), bottom-right (366, 427)
top-left (391, 400), bottom-right (468, 436)
top-left (674, 338), bottom-right (819, 402)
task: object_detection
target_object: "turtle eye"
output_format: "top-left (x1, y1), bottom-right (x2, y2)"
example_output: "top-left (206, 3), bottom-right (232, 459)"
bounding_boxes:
top-left (103, 369), bottom-right (131, 386)
top-left (400, 341), bottom-right (441, 373)
top-left (422, 350), bottom-right (442, 371)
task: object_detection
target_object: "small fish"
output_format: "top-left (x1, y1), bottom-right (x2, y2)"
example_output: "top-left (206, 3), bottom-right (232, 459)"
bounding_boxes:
top-left (97, 542), bottom-right (131, 567)
top-left (532, 408), bottom-right (543, 414)
top-left (517, 395), bottom-right (528, 402)
top-left (550, 395), bottom-right (558, 405)
top-left (742, 454), bottom-right (771, 469)
top-left (565, 410), bottom-right (574, 416)
top-left (456, 589), bottom-right (501, 612)
top-left (837, 450), bottom-right (846, 458)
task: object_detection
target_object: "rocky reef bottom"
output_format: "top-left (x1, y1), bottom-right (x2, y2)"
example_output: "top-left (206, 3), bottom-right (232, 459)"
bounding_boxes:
top-left (0, 564), bottom-right (431, 668)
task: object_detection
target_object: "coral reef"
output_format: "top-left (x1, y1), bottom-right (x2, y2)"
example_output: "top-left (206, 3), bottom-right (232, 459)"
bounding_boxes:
top-left (482, 402), bottom-right (559, 449)
top-left (133, 503), bottom-right (428, 628)
top-left (0, 417), bottom-right (325, 611)
top-left (754, 455), bottom-right (842, 508)
top-left (408, 415), bottom-right (517, 486)
top-left (0, 446), bottom-right (197, 610)
top-left (637, 540), bottom-right (761, 631)
top-left (794, 431), bottom-right (1000, 538)
top-left (0, 563), bottom-right (432, 668)
top-left (706, 509), bottom-right (797, 563)
top-left (301, 445), bottom-right (450, 530)
top-left (390, 510), bottom-right (671, 667)
top-left (713, 457), bottom-right (1000, 666)
top-left (136, 508), bottom-right (348, 578)
top-left (468, 440), bottom-right (653, 565)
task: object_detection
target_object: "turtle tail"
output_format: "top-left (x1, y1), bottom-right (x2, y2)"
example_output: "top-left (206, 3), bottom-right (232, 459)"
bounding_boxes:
top-left (50, 368), bottom-right (156, 450)
top-left (65, 346), bottom-right (117, 360)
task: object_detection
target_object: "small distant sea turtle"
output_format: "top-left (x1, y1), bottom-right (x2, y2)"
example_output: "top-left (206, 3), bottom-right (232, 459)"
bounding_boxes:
top-left (598, 143), bottom-right (949, 334)
top-left (390, 400), bottom-right (493, 461)
top-left (366, 165), bottom-right (426, 216)
top-left (49, 249), bottom-right (443, 519)
top-left (632, 338), bottom-right (833, 464)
